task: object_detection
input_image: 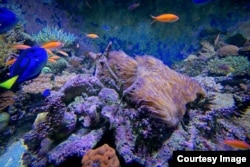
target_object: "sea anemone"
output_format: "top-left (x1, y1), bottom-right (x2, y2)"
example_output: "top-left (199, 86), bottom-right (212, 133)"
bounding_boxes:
top-left (97, 51), bottom-right (206, 127)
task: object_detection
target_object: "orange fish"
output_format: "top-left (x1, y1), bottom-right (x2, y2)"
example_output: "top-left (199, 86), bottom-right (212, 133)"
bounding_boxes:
top-left (56, 50), bottom-right (69, 57)
top-left (86, 33), bottom-right (99, 39)
top-left (13, 44), bottom-right (31, 50)
top-left (42, 41), bottom-right (64, 49)
top-left (49, 55), bottom-right (61, 60)
top-left (48, 58), bottom-right (57, 63)
top-left (6, 58), bottom-right (17, 66)
top-left (45, 49), bottom-right (55, 56)
top-left (151, 13), bottom-right (179, 23)
top-left (223, 140), bottom-right (250, 150)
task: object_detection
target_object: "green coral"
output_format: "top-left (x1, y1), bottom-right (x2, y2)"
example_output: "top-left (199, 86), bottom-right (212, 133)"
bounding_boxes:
top-left (32, 26), bottom-right (77, 46)
top-left (172, 59), bottom-right (207, 77)
top-left (46, 58), bottom-right (68, 74)
top-left (0, 35), bottom-right (18, 69)
top-left (208, 56), bottom-right (250, 76)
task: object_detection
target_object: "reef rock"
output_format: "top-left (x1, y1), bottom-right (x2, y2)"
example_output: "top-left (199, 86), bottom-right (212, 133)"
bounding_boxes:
top-left (97, 51), bottom-right (206, 127)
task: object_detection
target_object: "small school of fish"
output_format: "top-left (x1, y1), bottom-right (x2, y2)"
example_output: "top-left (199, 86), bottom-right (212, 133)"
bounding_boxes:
top-left (11, 41), bottom-right (67, 64)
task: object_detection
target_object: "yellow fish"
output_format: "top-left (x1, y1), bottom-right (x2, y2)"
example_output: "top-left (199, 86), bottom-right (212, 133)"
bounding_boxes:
top-left (86, 33), bottom-right (99, 39)
top-left (151, 13), bottom-right (179, 23)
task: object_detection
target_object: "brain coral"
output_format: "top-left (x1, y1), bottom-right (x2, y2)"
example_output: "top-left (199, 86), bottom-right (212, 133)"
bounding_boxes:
top-left (97, 51), bottom-right (206, 128)
top-left (81, 144), bottom-right (120, 167)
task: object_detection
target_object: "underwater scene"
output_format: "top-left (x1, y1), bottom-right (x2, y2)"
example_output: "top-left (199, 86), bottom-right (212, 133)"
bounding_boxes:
top-left (0, 0), bottom-right (250, 166)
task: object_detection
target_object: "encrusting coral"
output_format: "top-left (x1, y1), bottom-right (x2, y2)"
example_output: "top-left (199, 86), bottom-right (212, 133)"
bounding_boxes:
top-left (97, 50), bottom-right (206, 127)
top-left (81, 144), bottom-right (120, 167)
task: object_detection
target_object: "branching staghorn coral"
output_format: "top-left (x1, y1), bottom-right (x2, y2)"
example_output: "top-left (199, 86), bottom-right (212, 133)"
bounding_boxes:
top-left (198, 41), bottom-right (216, 59)
top-left (32, 26), bottom-right (77, 46)
top-left (96, 49), bottom-right (206, 128)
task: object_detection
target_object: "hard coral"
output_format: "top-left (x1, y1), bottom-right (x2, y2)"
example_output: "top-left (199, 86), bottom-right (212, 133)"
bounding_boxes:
top-left (217, 45), bottom-right (239, 57)
top-left (207, 56), bottom-right (250, 76)
top-left (81, 144), bottom-right (120, 167)
top-left (0, 90), bottom-right (15, 111)
top-left (97, 51), bottom-right (206, 128)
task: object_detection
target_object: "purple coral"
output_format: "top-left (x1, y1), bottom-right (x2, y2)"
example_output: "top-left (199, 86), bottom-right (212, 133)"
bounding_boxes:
top-left (48, 128), bottom-right (105, 165)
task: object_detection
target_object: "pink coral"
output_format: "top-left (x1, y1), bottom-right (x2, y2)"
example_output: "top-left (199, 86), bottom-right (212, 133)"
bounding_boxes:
top-left (81, 144), bottom-right (120, 167)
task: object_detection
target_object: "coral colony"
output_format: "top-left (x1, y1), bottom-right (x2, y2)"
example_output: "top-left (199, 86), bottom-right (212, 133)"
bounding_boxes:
top-left (0, 0), bottom-right (250, 167)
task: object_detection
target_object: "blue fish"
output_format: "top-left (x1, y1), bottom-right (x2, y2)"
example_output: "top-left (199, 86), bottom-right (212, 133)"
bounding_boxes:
top-left (192, 0), bottom-right (214, 4)
top-left (0, 47), bottom-right (48, 89)
top-left (42, 89), bottom-right (51, 97)
top-left (101, 25), bottom-right (112, 31)
top-left (0, 7), bottom-right (18, 34)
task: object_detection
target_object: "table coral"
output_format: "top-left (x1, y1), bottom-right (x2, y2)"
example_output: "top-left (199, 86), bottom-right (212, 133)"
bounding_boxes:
top-left (81, 144), bottom-right (120, 167)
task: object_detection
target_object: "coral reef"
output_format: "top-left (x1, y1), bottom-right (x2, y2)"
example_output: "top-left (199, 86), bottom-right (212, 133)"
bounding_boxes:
top-left (96, 50), bottom-right (206, 127)
top-left (194, 76), bottom-right (223, 92)
top-left (0, 112), bottom-right (10, 132)
top-left (17, 50), bottom-right (250, 167)
top-left (21, 73), bottom-right (77, 94)
top-left (171, 58), bottom-right (207, 77)
top-left (238, 45), bottom-right (250, 58)
top-left (207, 56), bottom-right (250, 76)
top-left (0, 35), bottom-right (17, 69)
top-left (0, 140), bottom-right (26, 167)
top-left (1, 1), bottom-right (250, 166)
top-left (22, 93), bottom-right (77, 166)
top-left (45, 58), bottom-right (68, 74)
top-left (198, 41), bottom-right (216, 59)
top-left (32, 26), bottom-right (77, 46)
top-left (81, 144), bottom-right (120, 167)
top-left (48, 128), bottom-right (105, 166)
